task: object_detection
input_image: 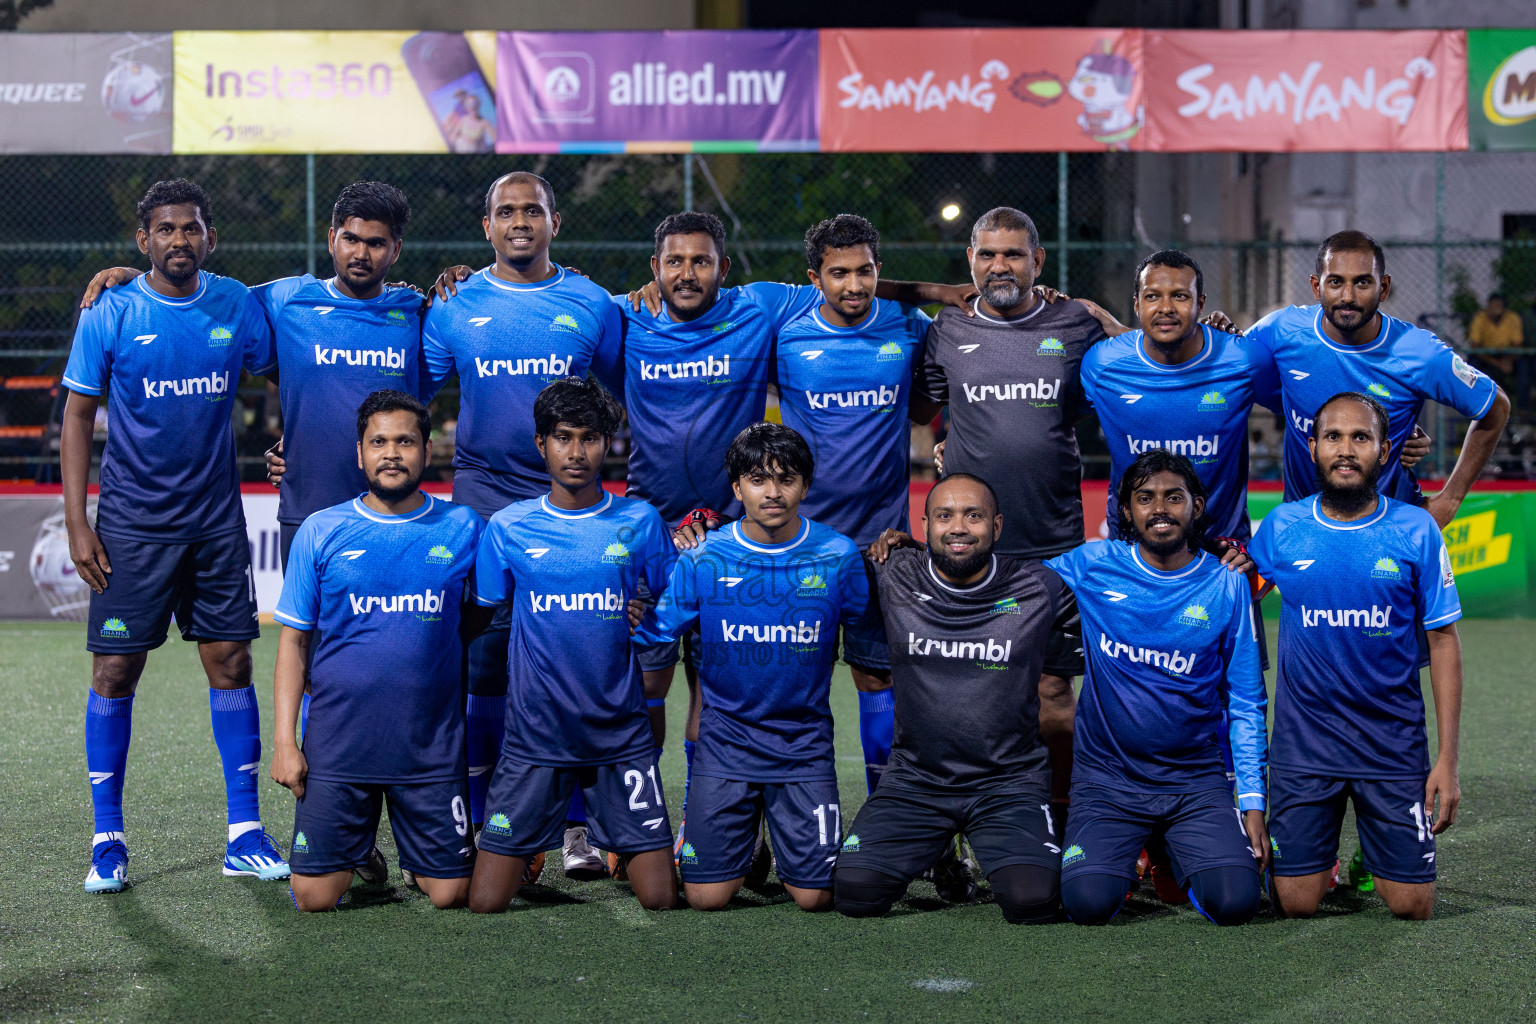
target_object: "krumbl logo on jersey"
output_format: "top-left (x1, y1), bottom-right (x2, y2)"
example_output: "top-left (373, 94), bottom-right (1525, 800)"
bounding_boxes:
top-left (473, 353), bottom-right (571, 378)
top-left (1301, 604), bottom-right (1394, 631)
top-left (1125, 434), bottom-right (1220, 460)
top-left (960, 378), bottom-right (1060, 406)
top-left (803, 384), bottom-right (900, 411)
top-left (348, 589), bottom-right (448, 621)
top-left (528, 587), bottom-right (627, 617)
top-left (314, 345), bottom-right (410, 375)
top-left (639, 354), bottom-right (732, 382)
top-left (906, 633), bottom-right (1013, 670)
top-left (141, 370), bottom-right (231, 400)
top-left (1097, 633), bottom-right (1197, 675)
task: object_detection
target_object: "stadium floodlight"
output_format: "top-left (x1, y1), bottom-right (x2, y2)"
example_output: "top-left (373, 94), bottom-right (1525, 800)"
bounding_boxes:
top-left (940, 203), bottom-right (962, 222)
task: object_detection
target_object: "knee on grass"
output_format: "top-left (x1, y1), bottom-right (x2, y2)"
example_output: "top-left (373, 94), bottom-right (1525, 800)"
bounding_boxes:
top-left (1062, 872), bottom-right (1131, 925)
top-left (1187, 867), bottom-right (1261, 926)
top-left (833, 867), bottom-right (907, 918)
top-left (989, 864), bottom-right (1059, 925)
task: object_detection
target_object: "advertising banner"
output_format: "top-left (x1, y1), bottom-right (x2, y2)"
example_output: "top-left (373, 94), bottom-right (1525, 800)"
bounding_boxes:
top-left (1468, 30), bottom-right (1536, 151)
top-left (0, 33), bottom-right (172, 154)
top-left (1143, 30), bottom-right (1467, 152)
top-left (494, 31), bottom-right (819, 153)
top-left (172, 31), bottom-right (498, 154)
top-left (819, 29), bottom-right (1145, 152)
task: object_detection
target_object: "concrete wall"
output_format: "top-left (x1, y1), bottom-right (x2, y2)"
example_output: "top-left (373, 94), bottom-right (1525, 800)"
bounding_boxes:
top-left (18, 0), bottom-right (695, 32)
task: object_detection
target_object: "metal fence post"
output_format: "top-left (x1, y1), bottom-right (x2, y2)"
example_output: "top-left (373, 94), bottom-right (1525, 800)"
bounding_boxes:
top-left (306, 153), bottom-right (317, 277)
top-left (683, 152), bottom-right (694, 212)
top-left (1434, 152), bottom-right (1447, 479)
top-left (1057, 151), bottom-right (1069, 293)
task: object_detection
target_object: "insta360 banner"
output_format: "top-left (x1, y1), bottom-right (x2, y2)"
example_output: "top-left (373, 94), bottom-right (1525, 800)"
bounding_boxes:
top-left (173, 31), bottom-right (498, 154)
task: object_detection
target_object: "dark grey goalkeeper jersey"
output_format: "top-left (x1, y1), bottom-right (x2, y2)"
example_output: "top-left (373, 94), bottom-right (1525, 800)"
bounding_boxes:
top-left (914, 298), bottom-right (1106, 559)
top-left (871, 548), bottom-right (1077, 792)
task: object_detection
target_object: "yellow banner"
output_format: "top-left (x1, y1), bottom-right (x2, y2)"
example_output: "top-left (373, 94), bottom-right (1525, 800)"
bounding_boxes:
top-left (1442, 509), bottom-right (1513, 575)
top-left (173, 31), bottom-right (497, 154)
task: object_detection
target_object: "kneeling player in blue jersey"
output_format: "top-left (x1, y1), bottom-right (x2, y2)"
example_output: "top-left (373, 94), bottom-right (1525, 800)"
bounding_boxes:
top-left (650, 423), bottom-right (869, 911)
top-left (1046, 450), bottom-right (1269, 925)
top-left (468, 377), bottom-right (679, 912)
top-left (272, 391), bottom-right (483, 910)
top-left (1250, 392), bottom-right (1463, 920)
top-left (835, 475), bottom-right (1076, 924)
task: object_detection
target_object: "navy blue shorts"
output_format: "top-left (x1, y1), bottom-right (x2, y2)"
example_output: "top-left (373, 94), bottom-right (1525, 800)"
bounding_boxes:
top-left (1268, 769), bottom-right (1437, 884)
top-left (680, 774), bottom-right (842, 889)
top-left (290, 776), bottom-right (474, 878)
top-left (839, 618), bottom-right (890, 673)
top-left (835, 780), bottom-right (1061, 882)
top-left (279, 521), bottom-right (301, 574)
top-left (1060, 783), bottom-right (1260, 887)
top-left (477, 753), bottom-right (674, 859)
top-left (86, 530), bottom-right (259, 654)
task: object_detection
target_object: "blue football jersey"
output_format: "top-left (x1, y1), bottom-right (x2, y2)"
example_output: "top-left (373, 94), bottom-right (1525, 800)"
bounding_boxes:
top-left (273, 494), bottom-right (482, 783)
top-left (1046, 542), bottom-right (1267, 809)
top-left (1081, 325), bottom-right (1280, 542)
top-left (474, 492), bottom-right (676, 766)
top-left (774, 298), bottom-right (930, 546)
top-left (647, 517), bottom-right (870, 783)
top-left (253, 275), bottom-right (425, 525)
top-left (421, 266), bottom-right (624, 517)
top-left (62, 272), bottom-right (275, 541)
top-left (620, 282), bottom-right (818, 524)
top-left (1250, 495), bottom-right (1461, 778)
top-left (1246, 305), bottom-right (1498, 504)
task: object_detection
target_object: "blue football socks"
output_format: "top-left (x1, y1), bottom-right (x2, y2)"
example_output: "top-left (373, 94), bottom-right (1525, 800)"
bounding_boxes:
top-left (85, 690), bottom-right (133, 838)
top-left (465, 693), bottom-right (504, 825)
top-left (858, 688), bottom-right (895, 794)
top-left (209, 686), bottom-right (262, 831)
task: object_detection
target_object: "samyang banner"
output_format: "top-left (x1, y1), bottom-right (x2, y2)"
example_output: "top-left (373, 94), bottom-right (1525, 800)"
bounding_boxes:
top-left (172, 31), bottom-right (498, 154)
top-left (494, 30), bottom-right (819, 152)
top-left (1142, 30), bottom-right (1467, 152)
top-left (0, 33), bottom-right (172, 154)
top-left (1468, 30), bottom-right (1536, 151)
top-left (819, 28), bottom-right (1145, 152)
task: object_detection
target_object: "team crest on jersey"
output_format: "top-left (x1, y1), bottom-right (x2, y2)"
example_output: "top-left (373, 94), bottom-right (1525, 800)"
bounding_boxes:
top-left (384, 308), bottom-right (410, 327)
top-left (992, 597), bottom-right (1021, 615)
top-left (1036, 337), bottom-right (1065, 355)
top-left (1371, 557), bottom-right (1401, 578)
top-left (1198, 390), bottom-right (1227, 411)
top-left (1062, 844), bottom-right (1085, 866)
top-left (99, 617), bottom-right (130, 639)
top-left (1451, 354), bottom-right (1481, 388)
top-left (840, 833), bottom-right (861, 852)
top-left (1367, 382), bottom-right (1392, 399)
top-left (796, 572), bottom-right (827, 596)
top-left (484, 813), bottom-right (513, 835)
top-left (425, 544), bottom-right (454, 565)
top-left (292, 831), bottom-right (309, 853)
top-left (207, 326), bottom-right (232, 347)
top-left (679, 842), bottom-right (698, 865)
top-left (603, 542), bottom-right (631, 564)
top-left (710, 320), bottom-right (735, 334)
top-left (550, 314), bottom-right (581, 333)
top-left (1177, 604), bottom-right (1211, 628)
top-left (1270, 836), bottom-right (1281, 859)
top-left (876, 341), bottom-right (904, 361)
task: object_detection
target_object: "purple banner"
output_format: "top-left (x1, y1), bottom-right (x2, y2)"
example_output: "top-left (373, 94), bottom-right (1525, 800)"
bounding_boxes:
top-left (495, 30), bottom-right (819, 152)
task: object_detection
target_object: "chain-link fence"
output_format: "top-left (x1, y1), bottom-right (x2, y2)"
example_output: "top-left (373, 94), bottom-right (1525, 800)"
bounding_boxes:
top-left (3, 150), bottom-right (1533, 481)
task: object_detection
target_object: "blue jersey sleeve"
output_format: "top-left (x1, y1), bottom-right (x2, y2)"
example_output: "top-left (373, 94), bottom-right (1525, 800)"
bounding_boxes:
top-left (1247, 513), bottom-right (1279, 580)
top-left (1415, 516), bottom-right (1463, 630)
top-left (589, 295), bottom-right (626, 398)
top-left (1220, 584), bottom-right (1268, 811)
top-left (645, 549), bottom-right (700, 645)
top-left (473, 521), bottom-right (513, 607)
top-left (273, 517), bottom-right (322, 629)
top-left (1043, 542), bottom-right (1100, 589)
top-left (1243, 336), bottom-right (1282, 415)
top-left (740, 281), bottom-right (821, 329)
top-left (638, 508), bottom-right (679, 601)
top-left (837, 548), bottom-right (872, 626)
top-left (240, 290), bottom-right (277, 375)
top-left (62, 302), bottom-right (114, 396)
top-left (1420, 339), bottom-right (1498, 422)
top-left (1078, 342), bottom-right (1106, 412)
top-left (420, 308), bottom-right (456, 400)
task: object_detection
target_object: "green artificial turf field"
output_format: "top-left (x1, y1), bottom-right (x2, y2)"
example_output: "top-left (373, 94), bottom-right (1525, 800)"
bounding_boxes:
top-left (1, 619), bottom-right (1533, 1024)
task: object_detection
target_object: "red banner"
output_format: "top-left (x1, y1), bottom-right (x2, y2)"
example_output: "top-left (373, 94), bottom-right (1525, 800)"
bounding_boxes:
top-left (819, 28), bottom-right (1145, 152)
top-left (1143, 30), bottom-right (1467, 152)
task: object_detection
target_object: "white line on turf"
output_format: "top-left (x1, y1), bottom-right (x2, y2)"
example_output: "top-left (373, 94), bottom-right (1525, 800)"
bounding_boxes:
top-left (912, 979), bottom-right (975, 993)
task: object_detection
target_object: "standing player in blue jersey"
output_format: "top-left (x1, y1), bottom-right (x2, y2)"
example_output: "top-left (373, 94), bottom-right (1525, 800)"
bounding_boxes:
top-left (1245, 230), bottom-right (1508, 526)
top-left (1046, 450), bottom-right (1268, 926)
top-left (1251, 392), bottom-right (1464, 920)
top-left (272, 391), bottom-right (483, 910)
top-left (421, 172), bottom-right (625, 876)
top-left (772, 215), bottom-right (929, 800)
top-left (468, 377), bottom-right (679, 913)
top-left (649, 423), bottom-right (869, 911)
top-left (61, 179), bottom-right (289, 893)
